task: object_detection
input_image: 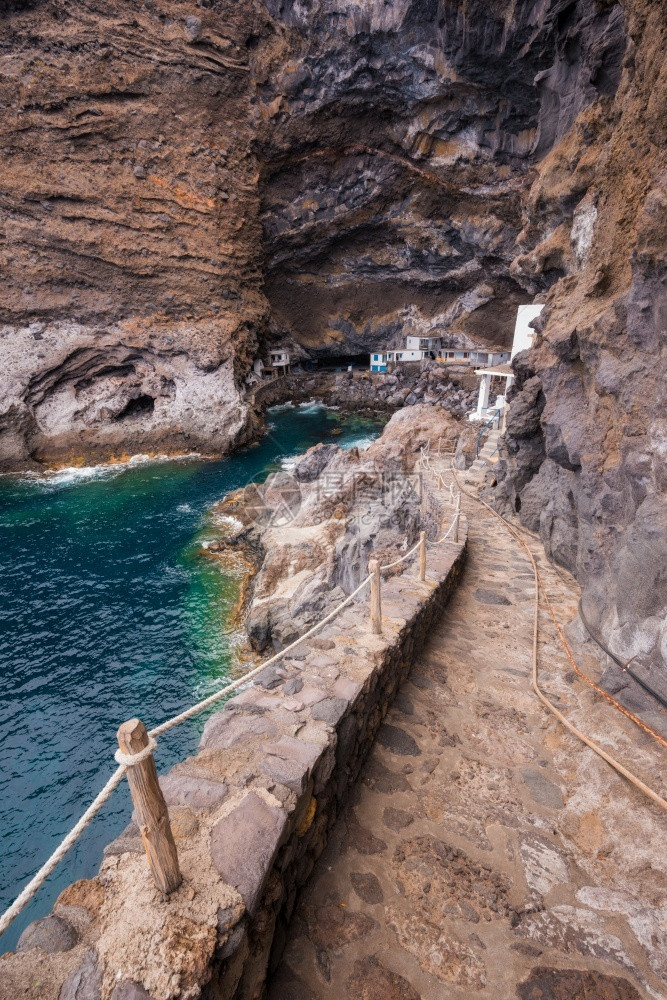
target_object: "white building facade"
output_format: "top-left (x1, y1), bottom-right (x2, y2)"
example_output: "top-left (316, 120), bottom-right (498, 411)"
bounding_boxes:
top-left (511, 305), bottom-right (544, 359)
top-left (470, 304), bottom-right (544, 421)
top-left (270, 348), bottom-right (290, 373)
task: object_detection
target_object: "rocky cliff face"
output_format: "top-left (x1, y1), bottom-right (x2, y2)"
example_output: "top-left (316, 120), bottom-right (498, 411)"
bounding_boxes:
top-left (2, 2), bottom-right (662, 671)
top-left (494, 0), bottom-right (666, 678)
top-left (1, 0), bottom-right (626, 468)
top-left (256, 0), bottom-right (625, 355)
top-left (0, 0), bottom-right (268, 468)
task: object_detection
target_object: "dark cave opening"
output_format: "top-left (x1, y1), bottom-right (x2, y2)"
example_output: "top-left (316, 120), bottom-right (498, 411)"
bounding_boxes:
top-left (305, 353), bottom-right (371, 371)
top-left (114, 394), bottom-right (155, 420)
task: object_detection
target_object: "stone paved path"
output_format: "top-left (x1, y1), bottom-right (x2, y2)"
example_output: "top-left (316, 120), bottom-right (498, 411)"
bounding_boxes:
top-left (268, 483), bottom-right (667, 1000)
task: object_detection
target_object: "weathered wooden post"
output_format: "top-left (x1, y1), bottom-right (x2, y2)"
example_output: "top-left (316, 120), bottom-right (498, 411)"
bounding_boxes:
top-left (369, 559), bottom-right (382, 634)
top-left (419, 531), bottom-right (426, 582)
top-left (116, 718), bottom-right (181, 895)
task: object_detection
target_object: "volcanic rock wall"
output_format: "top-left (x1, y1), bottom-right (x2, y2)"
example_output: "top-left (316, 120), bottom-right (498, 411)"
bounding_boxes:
top-left (256, 0), bottom-right (625, 355)
top-left (495, 0), bottom-right (666, 678)
top-left (0, 0), bottom-right (626, 468)
top-left (0, 0), bottom-right (267, 468)
top-left (2, 1), bottom-right (660, 677)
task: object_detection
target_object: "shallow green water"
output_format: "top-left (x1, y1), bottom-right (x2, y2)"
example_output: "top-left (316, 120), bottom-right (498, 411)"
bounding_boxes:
top-left (0, 403), bottom-right (384, 951)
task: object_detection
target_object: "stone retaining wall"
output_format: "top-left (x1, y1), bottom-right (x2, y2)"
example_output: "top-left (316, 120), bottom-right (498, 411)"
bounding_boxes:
top-left (421, 469), bottom-right (456, 542)
top-left (0, 523), bottom-right (467, 1000)
top-left (249, 368), bottom-right (477, 418)
top-left (250, 374), bottom-right (310, 410)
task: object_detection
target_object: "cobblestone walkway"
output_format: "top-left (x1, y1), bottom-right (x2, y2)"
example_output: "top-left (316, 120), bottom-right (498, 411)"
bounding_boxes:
top-left (268, 488), bottom-right (667, 999)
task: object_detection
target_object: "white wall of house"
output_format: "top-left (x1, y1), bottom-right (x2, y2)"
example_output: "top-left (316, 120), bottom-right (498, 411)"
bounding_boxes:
top-left (476, 373), bottom-right (491, 418)
top-left (511, 304), bottom-right (544, 359)
top-left (370, 352), bottom-right (387, 371)
top-left (406, 336), bottom-right (441, 352)
top-left (393, 349), bottom-right (425, 362)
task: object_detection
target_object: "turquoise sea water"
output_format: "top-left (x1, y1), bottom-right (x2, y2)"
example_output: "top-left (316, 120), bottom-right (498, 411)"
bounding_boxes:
top-left (0, 403), bottom-right (384, 952)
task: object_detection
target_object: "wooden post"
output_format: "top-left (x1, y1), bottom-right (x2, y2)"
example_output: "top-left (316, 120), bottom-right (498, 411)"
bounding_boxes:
top-left (117, 718), bottom-right (181, 895)
top-left (419, 531), bottom-right (426, 582)
top-left (369, 559), bottom-right (382, 634)
top-left (454, 493), bottom-right (461, 543)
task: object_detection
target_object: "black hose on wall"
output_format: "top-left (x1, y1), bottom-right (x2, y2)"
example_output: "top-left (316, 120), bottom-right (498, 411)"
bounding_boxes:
top-left (578, 598), bottom-right (667, 711)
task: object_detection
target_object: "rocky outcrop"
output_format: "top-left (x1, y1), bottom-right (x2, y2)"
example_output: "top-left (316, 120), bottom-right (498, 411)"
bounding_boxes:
top-left (216, 405), bottom-right (460, 649)
top-left (0, 0), bottom-right (267, 468)
top-left (493, 0), bottom-right (667, 679)
top-left (0, 0), bottom-right (627, 468)
top-left (254, 363), bottom-right (478, 417)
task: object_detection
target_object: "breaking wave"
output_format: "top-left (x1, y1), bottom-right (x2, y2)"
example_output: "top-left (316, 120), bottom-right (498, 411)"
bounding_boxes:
top-left (18, 452), bottom-right (202, 489)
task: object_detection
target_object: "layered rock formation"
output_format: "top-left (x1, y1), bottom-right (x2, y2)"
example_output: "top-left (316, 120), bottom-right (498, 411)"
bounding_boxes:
top-left (257, 0), bottom-right (625, 355)
top-left (493, 0), bottom-right (667, 677)
top-left (0, 0), bottom-right (267, 467)
top-left (1, 0), bottom-right (626, 468)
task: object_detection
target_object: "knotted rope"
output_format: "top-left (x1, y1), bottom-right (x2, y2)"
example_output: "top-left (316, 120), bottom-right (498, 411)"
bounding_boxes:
top-left (114, 736), bottom-right (158, 768)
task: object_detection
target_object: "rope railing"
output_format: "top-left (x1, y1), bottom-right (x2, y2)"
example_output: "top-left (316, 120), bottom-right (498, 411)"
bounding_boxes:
top-left (379, 539), bottom-right (422, 572)
top-left (451, 465), bottom-right (667, 814)
top-left (0, 451), bottom-right (464, 939)
top-left (0, 574), bottom-right (372, 938)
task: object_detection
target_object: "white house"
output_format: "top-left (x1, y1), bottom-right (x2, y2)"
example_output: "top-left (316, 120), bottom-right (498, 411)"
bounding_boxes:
top-left (405, 336), bottom-right (442, 354)
top-left (369, 348), bottom-right (426, 371)
top-left (389, 349), bottom-right (424, 363)
top-left (370, 352), bottom-right (388, 372)
top-left (469, 304), bottom-right (544, 421)
top-left (511, 304), bottom-right (544, 359)
top-left (439, 349), bottom-right (470, 361)
top-left (438, 348), bottom-right (510, 366)
top-left (371, 340), bottom-right (511, 374)
top-left (269, 348), bottom-right (290, 374)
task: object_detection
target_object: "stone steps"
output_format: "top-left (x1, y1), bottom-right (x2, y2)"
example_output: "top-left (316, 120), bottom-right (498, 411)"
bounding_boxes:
top-left (464, 429), bottom-right (502, 488)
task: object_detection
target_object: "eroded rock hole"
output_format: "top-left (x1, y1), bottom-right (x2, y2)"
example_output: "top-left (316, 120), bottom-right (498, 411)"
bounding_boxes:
top-left (76, 365), bottom-right (135, 391)
top-left (515, 495), bottom-right (522, 513)
top-left (114, 394), bottom-right (155, 420)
